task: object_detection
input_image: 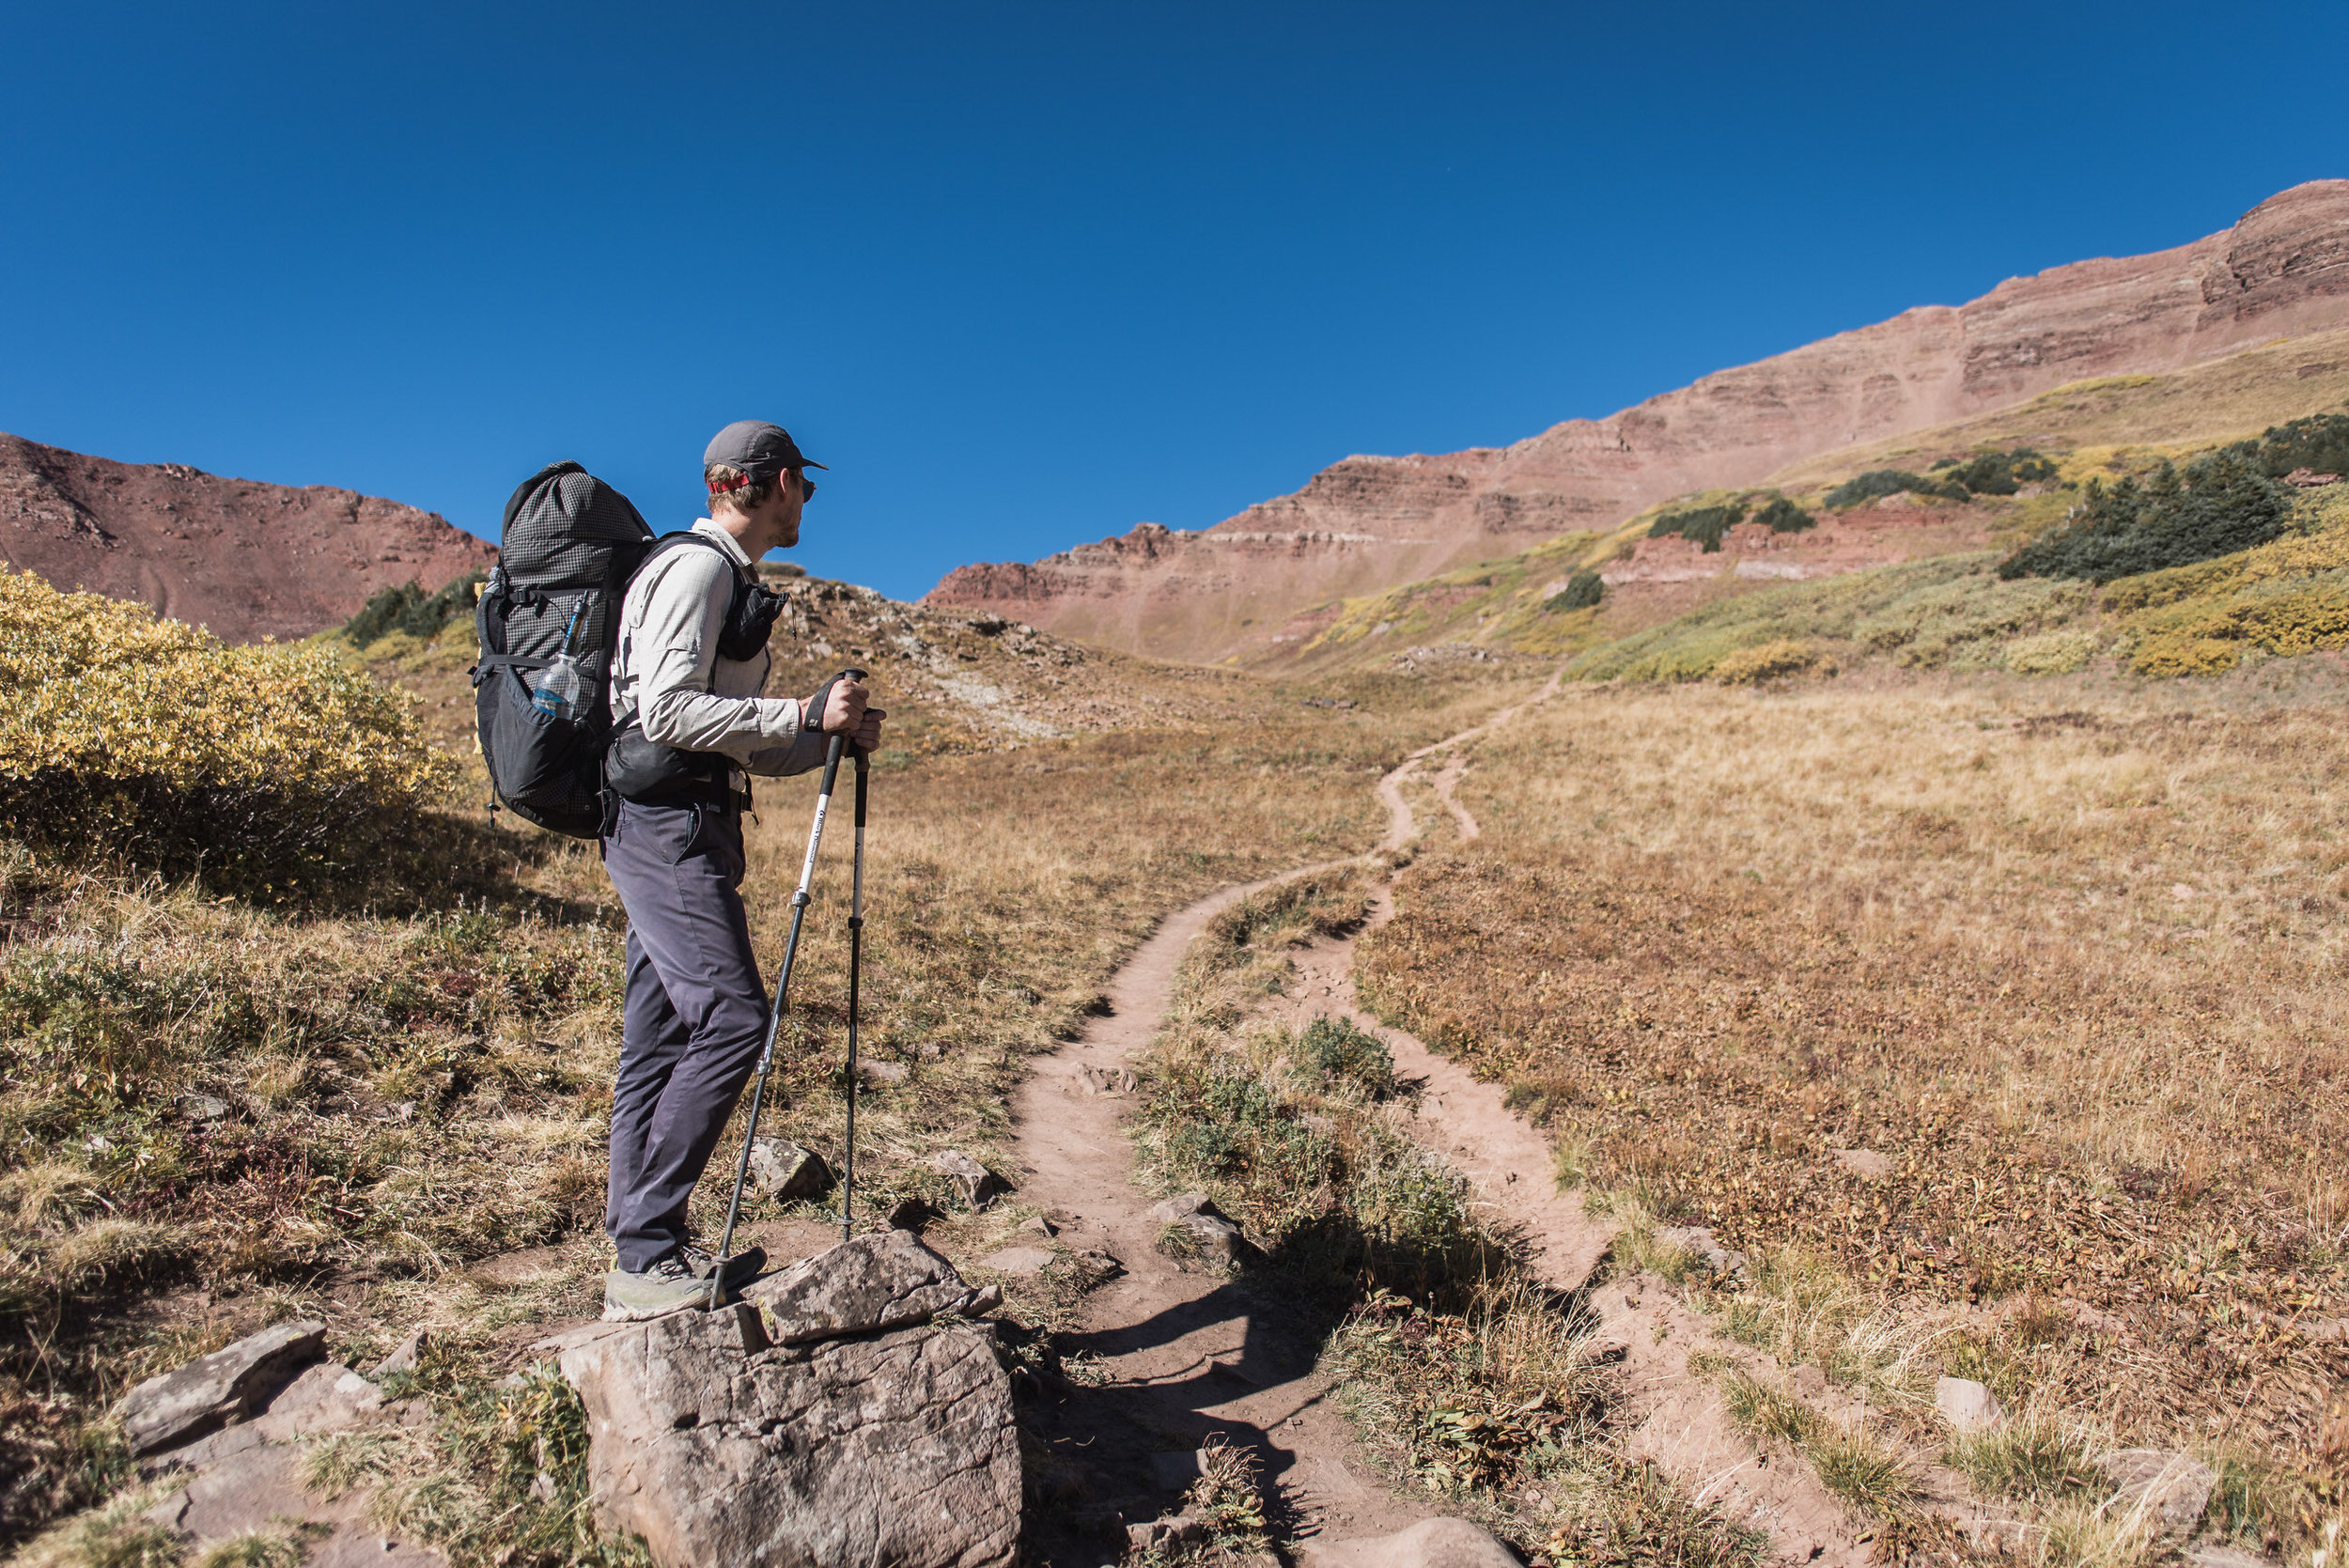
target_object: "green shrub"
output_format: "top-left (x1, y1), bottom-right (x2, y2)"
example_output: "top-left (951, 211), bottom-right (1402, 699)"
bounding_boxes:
top-left (345, 572), bottom-right (483, 649)
top-left (0, 571), bottom-right (453, 889)
top-left (2221, 411), bottom-right (2349, 479)
top-left (1296, 1014), bottom-right (1396, 1098)
top-left (1649, 503), bottom-right (1748, 552)
top-left (1999, 454), bottom-right (2288, 582)
top-left (1752, 496), bottom-right (1815, 534)
top-left (1823, 470), bottom-right (1967, 508)
top-left (1545, 570), bottom-right (1605, 611)
top-left (1936, 448), bottom-right (2060, 497)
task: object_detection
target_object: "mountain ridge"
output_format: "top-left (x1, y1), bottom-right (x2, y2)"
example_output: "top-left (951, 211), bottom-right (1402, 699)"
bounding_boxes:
top-left (0, 431), bottom-right (494, 644)
top-left (927, 179), bottom-right (2349, 662)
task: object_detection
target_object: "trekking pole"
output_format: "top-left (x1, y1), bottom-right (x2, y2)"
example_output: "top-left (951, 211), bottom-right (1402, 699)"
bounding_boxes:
top-left (709, 667), bottom-right (864, 1305)
top-left (841, 746), bottom-right (868, 1242)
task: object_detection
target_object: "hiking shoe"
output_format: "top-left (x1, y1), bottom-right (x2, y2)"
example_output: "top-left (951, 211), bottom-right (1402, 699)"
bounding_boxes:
top-left (680, 1243), bottom-right (767, 1287)
top-left (601, 1255), bottom-right (715, 1322)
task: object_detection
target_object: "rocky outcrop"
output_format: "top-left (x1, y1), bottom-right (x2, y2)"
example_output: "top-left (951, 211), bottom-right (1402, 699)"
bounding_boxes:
top-left (0, 432), bottom-right (493, 643)
top-left (930, 181), bottom-right (2349, 662)
top-left (556, 1234), bottom-right (1018, 1568)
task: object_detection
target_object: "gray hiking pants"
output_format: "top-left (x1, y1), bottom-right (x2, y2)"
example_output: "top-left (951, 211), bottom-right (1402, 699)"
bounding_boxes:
top-left (599, 796), bottom-right (768, 1272)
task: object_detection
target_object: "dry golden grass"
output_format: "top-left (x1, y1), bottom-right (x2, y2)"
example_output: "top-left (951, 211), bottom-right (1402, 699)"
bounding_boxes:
top-left (1357, 675), bottom-right (2349, 1496)
top-left (0, 638), bottom-right (1527, 1553)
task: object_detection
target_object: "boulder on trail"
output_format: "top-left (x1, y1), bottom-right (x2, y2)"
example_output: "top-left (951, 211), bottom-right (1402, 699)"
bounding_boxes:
top-left (1299, 1517), bottom-right (1521, 1568)
top-left (117, 1320), bottom-right (326, 1455)
top-left (743, 1230), bottom-right (986, 1344)
top-left (557, 1285), bottom-right (1019, 1568)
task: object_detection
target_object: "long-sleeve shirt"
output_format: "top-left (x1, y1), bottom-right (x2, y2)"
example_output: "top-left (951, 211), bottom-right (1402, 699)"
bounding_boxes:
top-left (609, 520), bottom-right (831, 779)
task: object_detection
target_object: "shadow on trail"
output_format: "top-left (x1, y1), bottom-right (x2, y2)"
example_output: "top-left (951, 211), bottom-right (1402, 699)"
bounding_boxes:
top-left (1014, 1213), bottom-right (1602, 1568)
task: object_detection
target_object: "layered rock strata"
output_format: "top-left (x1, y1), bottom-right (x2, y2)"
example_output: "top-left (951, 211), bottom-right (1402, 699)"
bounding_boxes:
top-left (930, 180), bottom-right (2349, 661)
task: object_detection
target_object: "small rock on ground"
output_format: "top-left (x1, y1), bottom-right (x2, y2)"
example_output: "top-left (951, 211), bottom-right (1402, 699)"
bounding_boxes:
top-left (2094, 1449), bottom-right (2216, 1540)
top-left (1299, 1516), bottom-right (1521, 1568)
top-left (749, 1139), bottom-right (832, 1203)
top-left (925, 1148), bottom-right (1002, 1208)
top-left (1128, 1515), bottom-right (1209, 1551)
top-left (372, 1329), bottom-right (430, 1378)
top-left (1653, 1226), bottom-right (1747, 1281)
top-left (1150, 1451), bottom-right (1205, 1490)
top-left (118, 1320), bottom-right (326, 1456)
top-left (976, 1246), bottom-right (1056, 1276)
top-left (1831, 1147), bottom-right (1894, 1180)
top-left (1936, 1374), bottom-right (2003, 1433)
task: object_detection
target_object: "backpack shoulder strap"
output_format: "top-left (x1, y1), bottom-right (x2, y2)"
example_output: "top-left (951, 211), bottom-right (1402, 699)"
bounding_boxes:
top-left (630, 529), bottom-right (748, 589)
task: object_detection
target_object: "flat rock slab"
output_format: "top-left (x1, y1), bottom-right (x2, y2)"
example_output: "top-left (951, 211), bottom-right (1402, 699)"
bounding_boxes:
top-left (119, 1320), bottom-right (326, 1456)
top-left (743, 1230), bottom-right (983, 1344)
top-left (1299, 1517), bottom-right (1520, 1568)
top-left (559, 1300), bottom-right (1019, 1568)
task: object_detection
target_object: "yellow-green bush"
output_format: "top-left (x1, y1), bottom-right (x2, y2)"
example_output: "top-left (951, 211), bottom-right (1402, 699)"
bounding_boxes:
top-left (1711, 640), bottom-right (1834, 685)
top-left (2004, 629), bottom-right (2102, 675)
top-left (0, 572), bottom-right (451, 886)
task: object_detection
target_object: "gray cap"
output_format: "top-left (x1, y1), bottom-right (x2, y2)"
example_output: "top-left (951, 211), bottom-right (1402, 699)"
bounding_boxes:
top-left (703, 419), bottom-right (828, 481)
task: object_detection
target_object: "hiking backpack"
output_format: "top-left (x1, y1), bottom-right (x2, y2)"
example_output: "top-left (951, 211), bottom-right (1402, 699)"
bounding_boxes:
top-left (473, 462), bottom-right (656, 837)
top-left (474, 462), bottom-right (792, 837)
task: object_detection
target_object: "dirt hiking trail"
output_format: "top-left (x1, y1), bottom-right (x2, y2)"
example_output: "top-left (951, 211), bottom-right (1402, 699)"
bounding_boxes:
top-left (1007, 674), bottom-right (1885, 1568)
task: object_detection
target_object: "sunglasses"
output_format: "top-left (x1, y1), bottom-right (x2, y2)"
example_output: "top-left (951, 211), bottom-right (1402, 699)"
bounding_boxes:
top-left (792, 470), bottom-right (817, 504)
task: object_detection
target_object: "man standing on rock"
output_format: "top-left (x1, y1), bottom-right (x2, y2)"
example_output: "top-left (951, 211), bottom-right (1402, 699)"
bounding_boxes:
top-left (599, 419), bottom-right (883, 1322)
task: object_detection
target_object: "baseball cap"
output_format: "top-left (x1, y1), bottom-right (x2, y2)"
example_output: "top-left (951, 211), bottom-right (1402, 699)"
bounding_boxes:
top-left (703, 420), bottom-right (829, 482)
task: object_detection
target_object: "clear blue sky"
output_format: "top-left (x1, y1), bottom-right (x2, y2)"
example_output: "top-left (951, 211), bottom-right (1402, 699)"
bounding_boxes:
top-left (4, 2), bottom-right (2344, 600)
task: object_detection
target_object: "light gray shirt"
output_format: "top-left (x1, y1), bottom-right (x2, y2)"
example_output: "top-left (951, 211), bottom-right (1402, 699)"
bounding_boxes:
top-left (610, 520), bottom-right (830, 778)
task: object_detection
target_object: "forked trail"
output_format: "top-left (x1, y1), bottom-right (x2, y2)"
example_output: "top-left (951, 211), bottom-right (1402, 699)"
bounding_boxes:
top-left (1008, 676), bottom-right (1875, 1567)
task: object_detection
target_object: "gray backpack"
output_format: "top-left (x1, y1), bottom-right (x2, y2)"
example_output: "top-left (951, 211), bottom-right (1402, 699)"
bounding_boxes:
top-left (472, 462), bottom-right (655, 837)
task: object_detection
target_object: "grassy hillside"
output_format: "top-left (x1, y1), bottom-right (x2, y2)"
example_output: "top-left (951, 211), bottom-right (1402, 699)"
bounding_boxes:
top-left (1277, 332), bottom-right (2349, 689)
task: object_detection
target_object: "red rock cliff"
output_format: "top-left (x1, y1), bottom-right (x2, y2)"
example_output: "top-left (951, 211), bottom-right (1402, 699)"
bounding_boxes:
top-left (0, 433), bottom-right (496, 643)
top-left (930, 179), bottom-right (2349, 661)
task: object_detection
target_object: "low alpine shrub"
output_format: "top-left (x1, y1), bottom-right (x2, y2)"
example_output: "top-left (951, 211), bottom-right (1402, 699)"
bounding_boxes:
top-left (1546, 569), bottom-right (1605, 611)
top-left (1999, 454), bottom-right (2288, 582)
top-left (1823, 471), bottom-right (1968, 508)
top-left (1650, 503), bottom-right (1748, 552)
top-left (1752, 496), bottom-right (1815, 534)
top-left (1936, 448), bottom-right (2060, 496)
top-left (2221, 411), bottom-right (2349, 479)
top-left (0, 571), bottom-right (453, 889)
top-left (1296, 1014), bottom-right (1396, 1098)
top-left (345, 572), bottom-right (482, 648)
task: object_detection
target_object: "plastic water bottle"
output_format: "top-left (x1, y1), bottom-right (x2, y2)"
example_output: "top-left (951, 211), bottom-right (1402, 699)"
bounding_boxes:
top-left (531, 599), bottom-right (589, 722)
